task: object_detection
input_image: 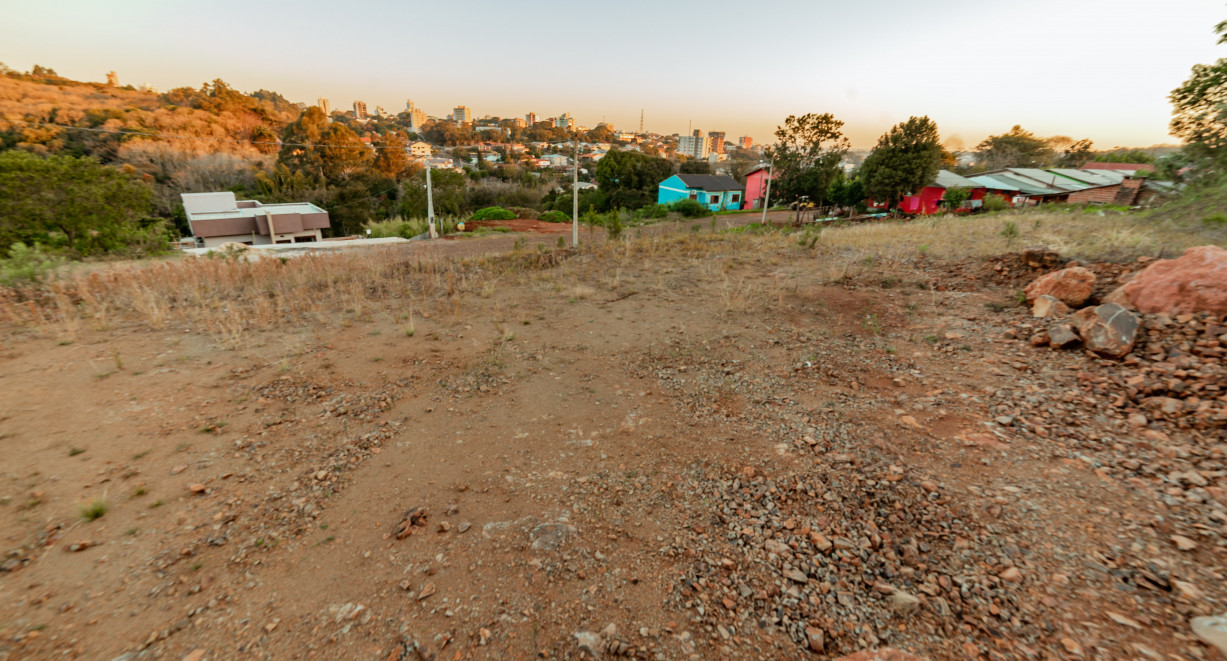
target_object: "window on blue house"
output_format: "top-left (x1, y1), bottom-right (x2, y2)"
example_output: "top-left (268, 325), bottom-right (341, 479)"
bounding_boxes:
top-left (689, 192), bottom-right (697, 200)
top-left (731, 194), bottom-right (740, 203)
top-left (710, 194), bottom-right (719, 204)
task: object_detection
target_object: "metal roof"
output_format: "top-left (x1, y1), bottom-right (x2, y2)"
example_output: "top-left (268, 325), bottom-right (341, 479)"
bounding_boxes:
top-left (675, 174), bottom-right (744, 191)
top-left (934, 170), bottom-right (981, 189)
top-left (987, 173), bottom-right (1066, 195)
top-left (1048, 168), bottom-right (1121, 187)
top-left (1084, 168), bottom-right (1138, 178)
top-left (1006, 168), bottom-right (1093, 192)
top-left (968, 175), bottom-right (1021, 192)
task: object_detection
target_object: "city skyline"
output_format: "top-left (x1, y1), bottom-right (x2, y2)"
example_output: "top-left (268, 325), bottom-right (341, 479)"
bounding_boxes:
top-left (2, 0), bottom-right (1223, 149)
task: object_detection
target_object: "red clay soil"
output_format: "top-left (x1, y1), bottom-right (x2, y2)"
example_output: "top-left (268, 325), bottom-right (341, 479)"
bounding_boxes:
top-left (463, 218), bottom-right (571, 234)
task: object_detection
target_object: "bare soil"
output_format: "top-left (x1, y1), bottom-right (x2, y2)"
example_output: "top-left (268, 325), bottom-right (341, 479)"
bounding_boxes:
top-left (0, 227), bottom-right (1223, 661)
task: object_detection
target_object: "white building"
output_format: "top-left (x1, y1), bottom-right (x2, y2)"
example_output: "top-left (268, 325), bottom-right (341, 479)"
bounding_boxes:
top-left (181, 192), bottom-right (329, 248)
top-left (677, 133), bottom-right (711, 159)
top-left (407, 141), bottom-right (432, 157)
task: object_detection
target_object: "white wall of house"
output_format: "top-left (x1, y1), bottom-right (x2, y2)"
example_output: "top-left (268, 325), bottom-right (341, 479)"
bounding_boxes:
top-left (200, 229), bottom-right (323, 249)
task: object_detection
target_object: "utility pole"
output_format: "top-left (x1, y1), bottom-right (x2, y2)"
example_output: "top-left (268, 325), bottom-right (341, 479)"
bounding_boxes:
top-left (572, 130), bottom-right (579, 247)
top-left (426, 163), bottom-right (438, 239)
top-left (760, 161), bottom-right (774, 225)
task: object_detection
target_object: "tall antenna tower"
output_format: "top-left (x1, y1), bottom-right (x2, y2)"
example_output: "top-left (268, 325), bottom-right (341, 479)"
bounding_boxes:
top-left (639, 109), bottom-right (644, 133)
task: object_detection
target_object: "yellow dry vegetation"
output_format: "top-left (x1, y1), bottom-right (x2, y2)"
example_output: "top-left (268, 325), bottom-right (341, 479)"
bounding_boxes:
top-left (2, 207), bottom-right (1225, 349)
top-left (816, 208), bottom-right (1227, 262)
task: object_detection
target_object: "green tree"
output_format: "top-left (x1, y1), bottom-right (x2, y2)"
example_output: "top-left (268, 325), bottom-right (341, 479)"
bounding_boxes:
top-left (942, 187), bottom-right (972, 211)
top-left (1056, 138), bottom-right (1095, 167)
top-left (398, 168), bottom-right (467, 218)
top-left (593, 149), bottom-right (674, 210)
top-left (373, 131), bottom-right (411, 179)
top-left (1171, 58), bottom-right (1227, 155)
top-left (320, 123), bottom-right (374, 183)
top-left (976, 125), bottom-right (1053, 169)
top-left (585, 125), bottom-right (615, 143)
top-left (278, 106), bottom-right (330, 179)
top-left (678, 159), bottom-right (711, 174)
top-left (764, 113), bottom-right (850, 205)
top-left (1091, 148), bottom-right (1154, 164)
top-left (859, 116), bottom-right (943, 209)
top-left (0, 151), bottom-right (158, 256)
top-left (828, 174), bottom-right (866, 210)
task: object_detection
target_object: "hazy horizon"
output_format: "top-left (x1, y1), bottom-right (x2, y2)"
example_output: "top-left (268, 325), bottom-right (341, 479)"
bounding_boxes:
top-left (3, 0), bottom-right (1222, 150)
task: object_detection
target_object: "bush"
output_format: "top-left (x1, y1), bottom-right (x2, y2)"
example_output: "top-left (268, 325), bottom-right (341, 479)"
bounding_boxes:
top-left (506, 206), bottom-right (539, 219)
top-left (668, 199), bottom-right (710, 218)
top-left (539, 210), bottom-right (570, 223)
top-left (364, 215), bottom-right (464, 239)
top-left (981, 194), bottom-right (1010, 213)
top-left (470, 206), bottom-right (517, 221)
top-left (0, 151), bottom-right (157, 257)
top-left (365, 218), bottom-right (427, 239)
top-left (0, 242), bottom-right (63, 286)
top-left (641, 204), bottom-right (669, 219)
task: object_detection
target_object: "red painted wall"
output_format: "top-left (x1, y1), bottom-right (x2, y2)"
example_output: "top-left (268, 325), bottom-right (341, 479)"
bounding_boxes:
top-left (742, 169), bottom-right (773, 210)
top-left (900, 186), bottom-right (988, 214)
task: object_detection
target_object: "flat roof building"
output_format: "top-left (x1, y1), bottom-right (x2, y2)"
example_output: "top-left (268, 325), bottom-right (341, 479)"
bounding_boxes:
top-left (182, 192), bottom-right (330, 248)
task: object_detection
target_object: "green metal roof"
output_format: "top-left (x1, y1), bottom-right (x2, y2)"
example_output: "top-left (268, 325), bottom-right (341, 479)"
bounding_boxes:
top-left (934, 170), bottom-right (981, 189)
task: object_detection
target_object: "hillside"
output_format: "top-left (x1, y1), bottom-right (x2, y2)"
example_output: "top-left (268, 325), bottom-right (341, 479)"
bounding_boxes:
top-left (0, 73), bottom-right (299, 215)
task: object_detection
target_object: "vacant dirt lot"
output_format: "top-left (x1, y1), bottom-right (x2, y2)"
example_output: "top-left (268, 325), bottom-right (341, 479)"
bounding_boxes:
top-left (0, 219), bottom-right (1223, 660)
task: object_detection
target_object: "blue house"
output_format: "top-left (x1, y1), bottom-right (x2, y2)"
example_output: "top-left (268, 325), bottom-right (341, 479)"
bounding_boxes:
top-left (657, 174), bottom-right (745, 211)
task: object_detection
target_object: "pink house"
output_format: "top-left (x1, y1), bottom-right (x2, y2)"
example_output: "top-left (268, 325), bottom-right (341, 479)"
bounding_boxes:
top-left (742, 165), bottom-right (775, 210)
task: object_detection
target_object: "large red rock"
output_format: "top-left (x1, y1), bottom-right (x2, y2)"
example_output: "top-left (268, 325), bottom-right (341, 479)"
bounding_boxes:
top-left (1024, 267), bottom-right (1096, 307)
top-left (1120, 245), bottom-right (1227, 315)
top-left (833, 650), bottom-right (929, 661)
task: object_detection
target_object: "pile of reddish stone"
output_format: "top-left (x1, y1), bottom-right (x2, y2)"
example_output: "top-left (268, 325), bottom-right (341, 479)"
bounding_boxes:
top-left (1018, 245), bottom-right (1227, 431)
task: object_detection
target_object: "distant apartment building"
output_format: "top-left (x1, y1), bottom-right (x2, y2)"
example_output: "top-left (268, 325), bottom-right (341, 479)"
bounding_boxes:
top-left (353, 100), bottom-right (368, 118)
top-left (677, 130), bottom-right (711, 159)
top-left (407, 141), bottom-right (432, 158)
top-left (181, 192), bottom-right (330, 248)
top-left (513, 117), bottom-right (526, 128)
top-left (526, 112), bottom-right (538, 125)
top-left (708, 131), bottom-right (726, 155)
top-left (453, 106), bottom-right (472, 124)
top-left (318, 98), bottom-right (331, 116)
top-left (555, 113), bottom-right (574, 130)
top-left (404, 100), bottom-right (427, 131)
top-left (737, 136), bottom-right (753, 150)
top-left (106, 71), bottom-right (118, 86)
top-left (375, 105), bottom-right (387, 117)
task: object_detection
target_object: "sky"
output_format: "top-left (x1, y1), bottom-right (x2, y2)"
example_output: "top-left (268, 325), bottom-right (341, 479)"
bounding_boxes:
top-left (2, 0), bottom-right (1224, 149)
